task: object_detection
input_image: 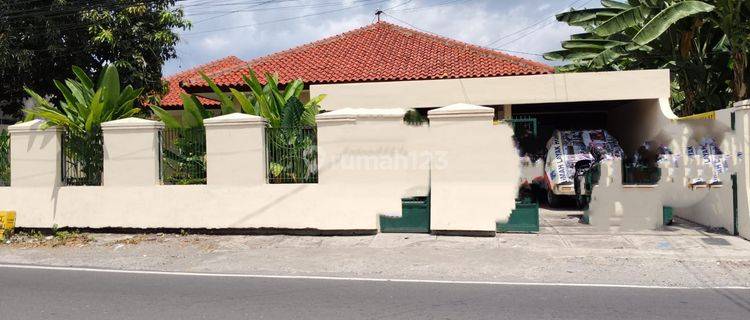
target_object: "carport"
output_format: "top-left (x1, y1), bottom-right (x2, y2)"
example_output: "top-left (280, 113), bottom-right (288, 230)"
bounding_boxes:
top-left (311, 69), bottom-right (673, 157)
top-left (310, 69), bottom-right (677, 233)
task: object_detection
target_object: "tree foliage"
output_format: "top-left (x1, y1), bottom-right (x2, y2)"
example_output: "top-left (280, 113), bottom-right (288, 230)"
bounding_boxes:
top-left (0, 129), bottom-right (9, 186)
top-left (0, 0), bottom-right (190, 119)
top-left (546, 0), bottom-right (749, 116)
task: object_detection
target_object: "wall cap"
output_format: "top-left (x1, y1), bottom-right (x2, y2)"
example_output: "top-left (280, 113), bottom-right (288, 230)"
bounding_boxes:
top-left (428, 103), bottom-right (493, 119)
top-left (316, 108), bottom-right (406, 123)
top-left (203, 113), bottom-right (266, 127)
top-left (734, 99), bottom-right (750, 108)
top-left (101, 117), bottom-right (164, 131)
top-left (7, 119), bottom-right (61, 133)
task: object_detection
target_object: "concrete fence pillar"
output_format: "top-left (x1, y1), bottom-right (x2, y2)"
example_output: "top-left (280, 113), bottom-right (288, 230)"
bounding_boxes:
top-left (204, 113), bottom-right (266, 186)
top-left (101, 118), bottom-right (163, 186)
top-left (427, 103), bottom-right (519, 234)
top-left (733, 100), bottom-right (750, 239)
top-left (8, 119), bottom-right (62, 187)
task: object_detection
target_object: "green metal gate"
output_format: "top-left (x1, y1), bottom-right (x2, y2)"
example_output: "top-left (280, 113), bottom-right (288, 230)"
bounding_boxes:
top-left (379, 196), bottom-right (430, 233)
top-left (497, 198), bottom-right (539, 233)
top-left (505, 115), bottom-right (538, 137)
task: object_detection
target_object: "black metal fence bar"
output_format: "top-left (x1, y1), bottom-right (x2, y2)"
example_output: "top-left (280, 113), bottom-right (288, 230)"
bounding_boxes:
top-left (266, 127), bottom-right (318, 184)
top-left (62, 128), bottom-right (103, 186)
top-left (160, 127), bottom-right (207, 185)
top-left (0, 130), bottom-right (9, 186)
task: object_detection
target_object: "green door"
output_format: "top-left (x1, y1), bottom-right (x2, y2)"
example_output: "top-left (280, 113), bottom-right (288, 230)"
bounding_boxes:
top-left (732, 174), bottom-right (739, 236)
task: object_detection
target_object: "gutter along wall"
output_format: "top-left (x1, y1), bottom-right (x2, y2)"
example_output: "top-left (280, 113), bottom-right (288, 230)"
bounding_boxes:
top-left (0, 105), bottom-right (520, 234)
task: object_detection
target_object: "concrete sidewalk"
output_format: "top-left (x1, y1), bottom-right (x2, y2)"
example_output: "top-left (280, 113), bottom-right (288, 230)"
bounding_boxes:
top-left (1, 216), bottom-right (749, 288)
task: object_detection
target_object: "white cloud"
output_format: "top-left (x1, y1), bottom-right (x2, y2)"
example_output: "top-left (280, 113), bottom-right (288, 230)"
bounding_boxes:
top-left (200, 36), bottom-right (231, 52)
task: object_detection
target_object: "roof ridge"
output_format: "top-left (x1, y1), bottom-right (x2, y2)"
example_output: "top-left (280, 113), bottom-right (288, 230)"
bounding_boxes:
top-left (165, 55), bottom-right (242, 80)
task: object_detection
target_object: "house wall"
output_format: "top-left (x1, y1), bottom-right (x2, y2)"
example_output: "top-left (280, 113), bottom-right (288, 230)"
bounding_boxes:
top-left (0, 104), bottom-right (518, 233)
top-left (311, 69), bottom-right (670, 110)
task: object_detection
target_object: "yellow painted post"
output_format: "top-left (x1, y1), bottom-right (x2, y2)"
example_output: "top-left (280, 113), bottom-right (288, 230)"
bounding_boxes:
top-left (0, 211), bottom-right (16, 241)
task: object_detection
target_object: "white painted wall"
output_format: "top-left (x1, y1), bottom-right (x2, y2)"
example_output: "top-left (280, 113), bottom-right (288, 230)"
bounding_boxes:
top-left (428, 104), bottom-right (519, 232)
top-left (1, 106), bottom-right (517, 233)
top-left (311, 69), bottom-right (670, 110)
top-left (586, 101), bottom-right (750, 239)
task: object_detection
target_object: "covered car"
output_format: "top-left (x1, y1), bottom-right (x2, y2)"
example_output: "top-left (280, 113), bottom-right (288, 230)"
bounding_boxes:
top-left (541, 130), bottom-right (623, 205)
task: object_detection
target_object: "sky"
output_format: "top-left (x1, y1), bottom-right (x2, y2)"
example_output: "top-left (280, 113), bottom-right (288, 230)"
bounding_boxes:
top-left (164, 0), bottom-right (598, 77)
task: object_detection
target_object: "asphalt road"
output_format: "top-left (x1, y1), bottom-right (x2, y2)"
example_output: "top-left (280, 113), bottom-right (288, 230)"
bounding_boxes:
top-left (1, 266), bottom-right (749, 320)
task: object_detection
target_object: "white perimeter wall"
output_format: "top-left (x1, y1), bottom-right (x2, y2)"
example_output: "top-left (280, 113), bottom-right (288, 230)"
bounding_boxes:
top-left (0, 105), bottom-right (519, 233)
top-left (587, 99), bottom-right (750, 239)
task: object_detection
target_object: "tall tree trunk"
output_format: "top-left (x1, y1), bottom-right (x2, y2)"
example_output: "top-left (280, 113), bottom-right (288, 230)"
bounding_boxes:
top-left (733, 49), bottom-right (748, 102)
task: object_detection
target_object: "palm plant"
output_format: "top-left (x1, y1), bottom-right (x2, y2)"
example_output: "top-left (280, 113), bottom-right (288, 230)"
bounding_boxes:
top-left (200, 69), bottom-right (326, 128)
top-left (200, 69), bottom-right (325, 183)
top-left (24, 65), bottom-right (143, 185)
top-left (150, 69), bottom-right (326, 183)
top-left (24, 65), bottom-right (143, 132)
top-left (149, 94), bottom-right (211, 185)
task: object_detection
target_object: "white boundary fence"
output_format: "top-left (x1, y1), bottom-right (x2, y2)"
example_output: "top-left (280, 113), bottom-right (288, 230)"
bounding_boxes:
top-left (0, 105), bottom-right (519, 233)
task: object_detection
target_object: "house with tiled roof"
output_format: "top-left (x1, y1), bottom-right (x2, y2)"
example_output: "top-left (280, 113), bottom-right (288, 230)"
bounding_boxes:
top-left (181, 22), bottom-right (552, 93)
top-left (164, 21), bottom-right (671, 153)
top-left (165, 21), bottom-right (555, 118)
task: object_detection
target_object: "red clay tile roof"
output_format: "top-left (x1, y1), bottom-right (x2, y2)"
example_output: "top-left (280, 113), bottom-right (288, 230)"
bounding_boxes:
top-left (182, 22), bottom-right (553, 91)
top-left (161, 56), bottom-right (244, 109)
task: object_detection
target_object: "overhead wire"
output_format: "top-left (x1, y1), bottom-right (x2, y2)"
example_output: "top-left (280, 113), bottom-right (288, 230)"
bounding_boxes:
top-left (381, 12), bottom-right (546, 59)
top-left (484, 0), bottom-right (591, 47)
top-left (180, 0), bottom-right (389, 36)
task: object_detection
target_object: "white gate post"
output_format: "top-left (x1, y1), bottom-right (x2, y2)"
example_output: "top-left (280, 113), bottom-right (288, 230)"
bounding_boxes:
top-left (101, 118), bottom-right (163, 186)
top-left (204, 113), bottom-right (267, 186)
top-left (8, 119), bottom-right (62, 187)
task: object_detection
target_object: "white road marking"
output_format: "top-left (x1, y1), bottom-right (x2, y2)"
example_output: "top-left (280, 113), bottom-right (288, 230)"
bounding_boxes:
top-left (0, 263), bottom-right (748, 290)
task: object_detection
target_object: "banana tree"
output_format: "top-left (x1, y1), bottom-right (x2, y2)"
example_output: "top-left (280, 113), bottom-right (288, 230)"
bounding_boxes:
top-left (710, 0), bottom-right (750, 102)
top-left (546, 0), bottom-right (724, 115)
top-left (546, 1), bottom-right (714, 69)
top-left (24, 64), bottom-right (143, 185)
